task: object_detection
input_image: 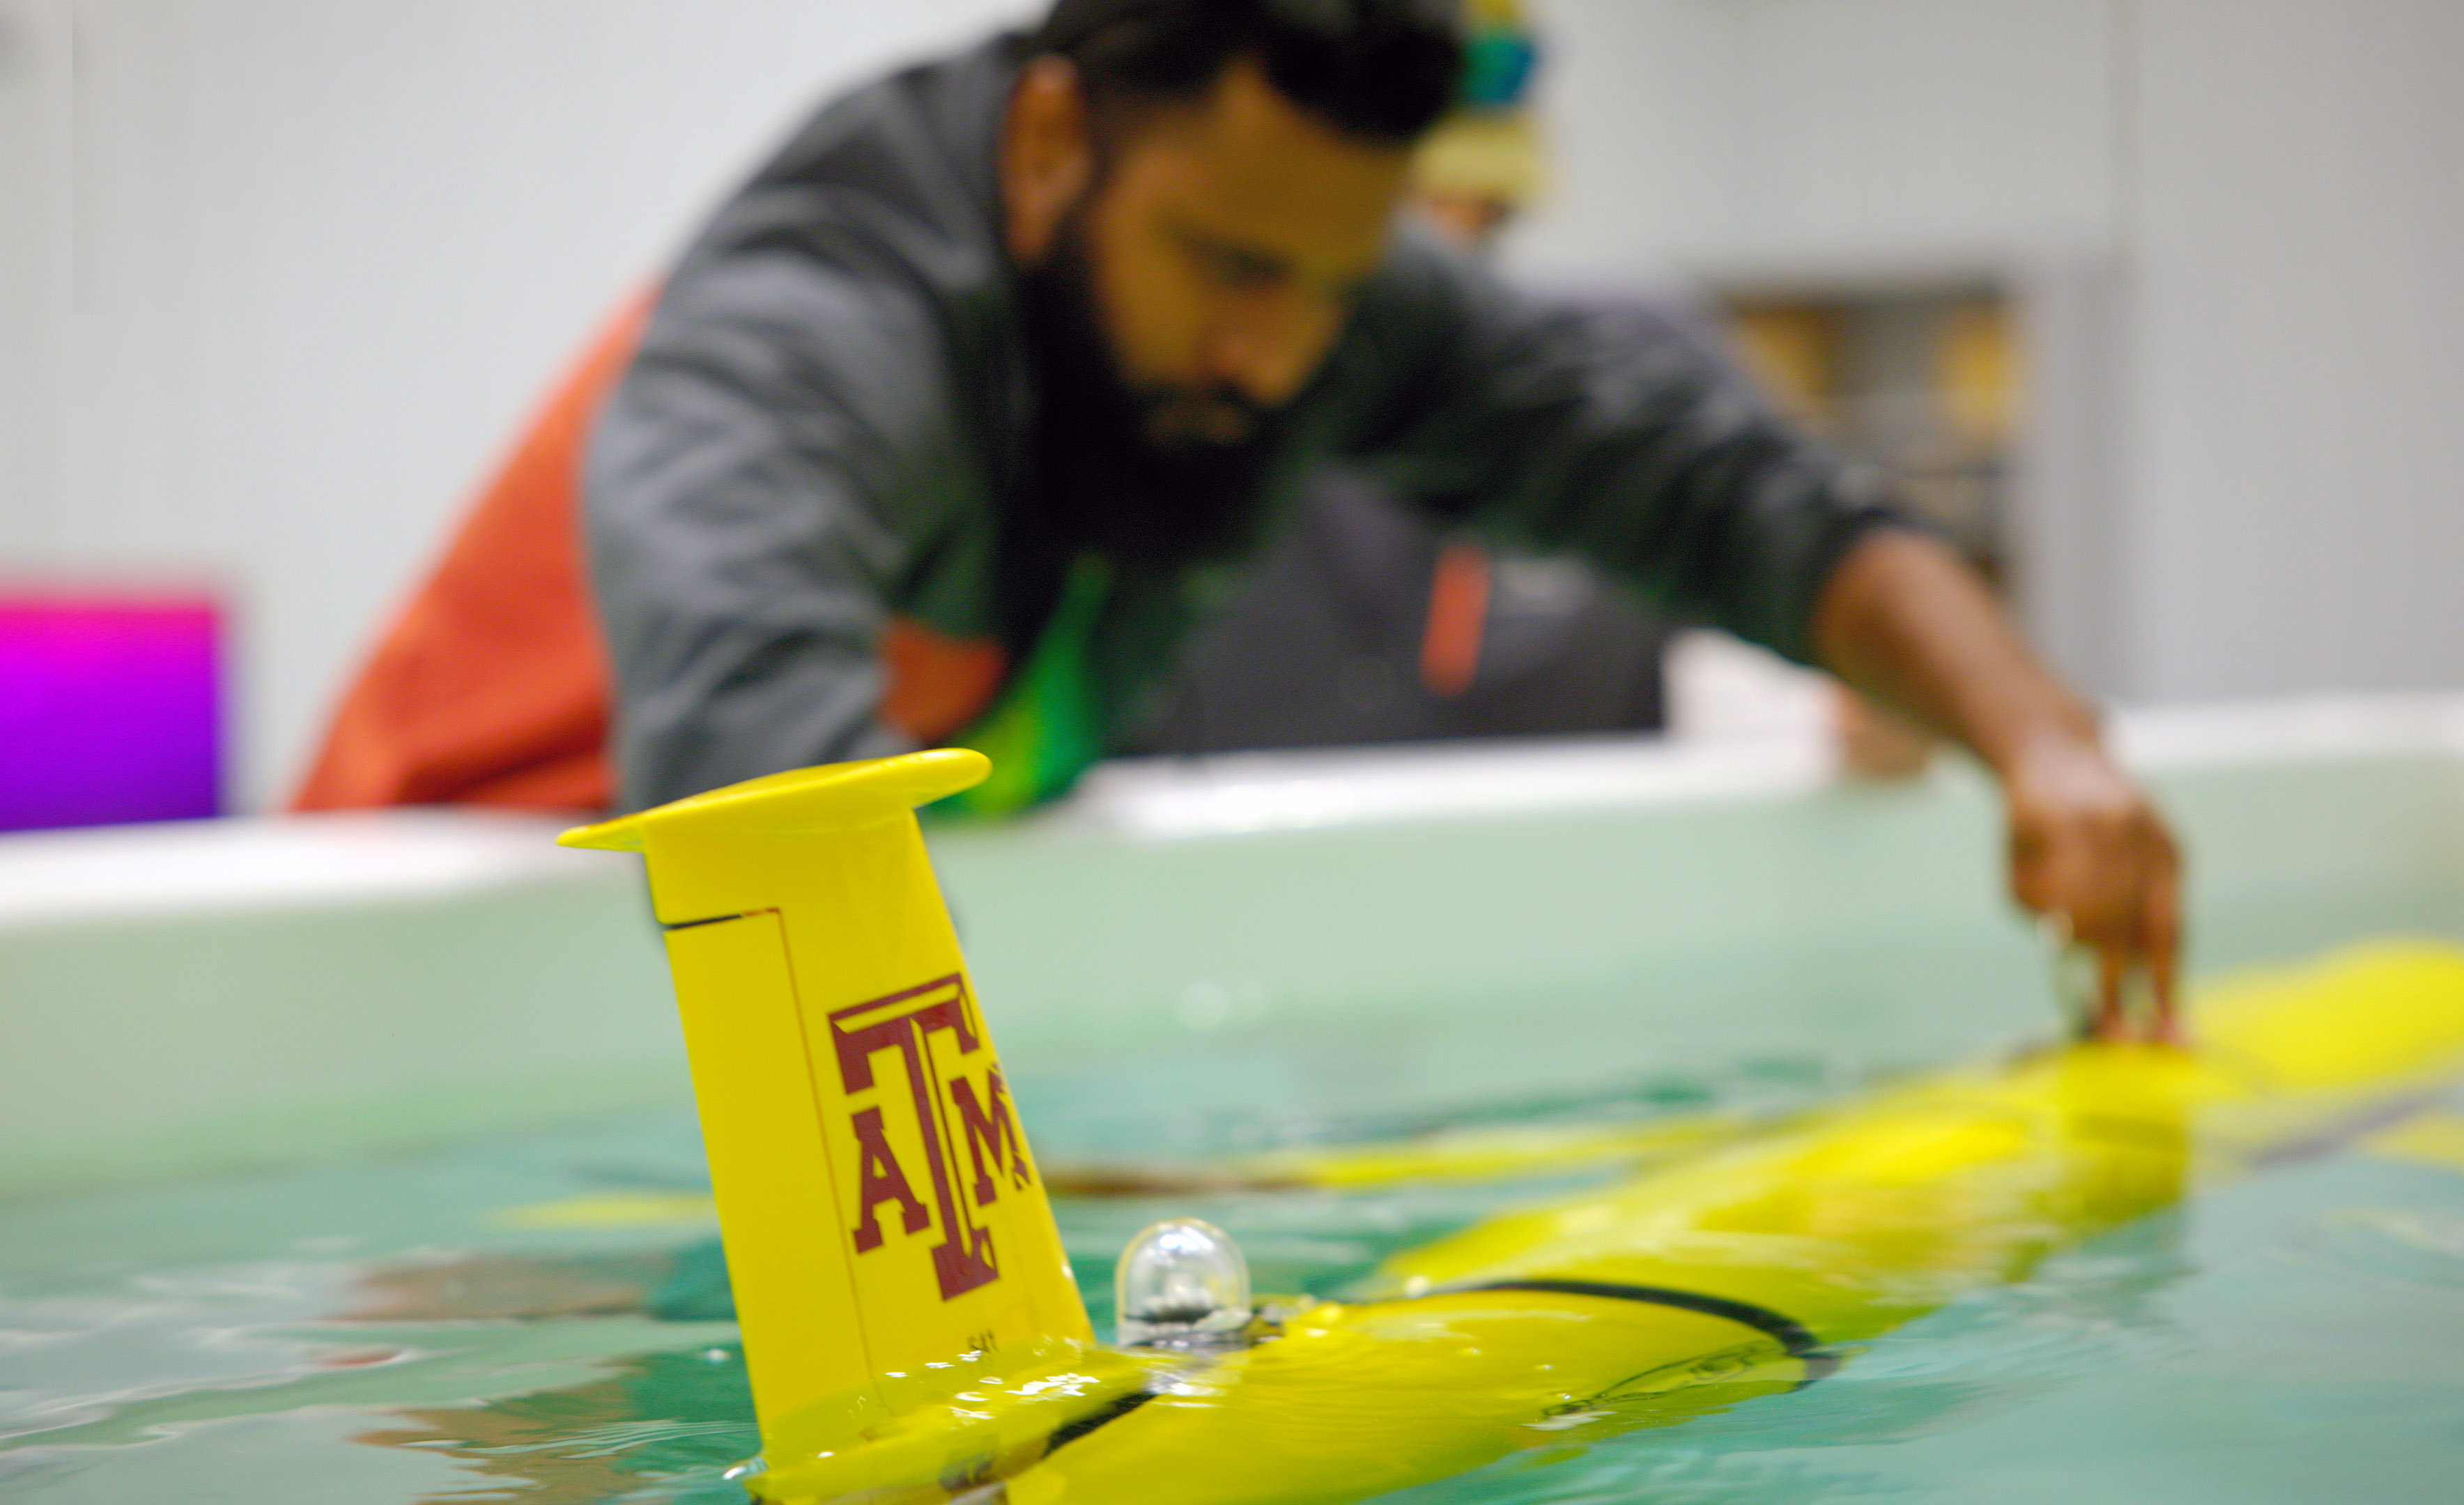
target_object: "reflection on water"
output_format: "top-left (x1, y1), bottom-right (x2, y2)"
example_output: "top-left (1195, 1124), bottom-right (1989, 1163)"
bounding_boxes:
top-left (356, 1346), bottom-right (756, 1505)
top-left (3, 1080), bottom-right (2463, 1502)
top-left (2315, 1204), bottom-right (2464, 1290)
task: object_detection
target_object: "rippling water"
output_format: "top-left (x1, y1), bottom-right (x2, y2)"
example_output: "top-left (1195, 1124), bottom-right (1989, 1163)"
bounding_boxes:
top-left (5, 1071), bottom-right (2464, 1503)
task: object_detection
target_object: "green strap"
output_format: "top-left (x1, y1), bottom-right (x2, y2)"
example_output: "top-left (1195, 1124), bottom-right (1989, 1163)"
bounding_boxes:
top-left (936, 555), bottom-right (1111, 819)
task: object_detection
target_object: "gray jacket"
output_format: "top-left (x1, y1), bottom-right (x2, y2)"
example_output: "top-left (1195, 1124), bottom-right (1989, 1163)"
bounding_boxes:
top-left (586, 36), bottom-right (1895, 810)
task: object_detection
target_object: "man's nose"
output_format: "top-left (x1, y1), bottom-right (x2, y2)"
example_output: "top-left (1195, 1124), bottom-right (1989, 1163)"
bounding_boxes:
top-left (1199, 296), bottom-right (1337, 408)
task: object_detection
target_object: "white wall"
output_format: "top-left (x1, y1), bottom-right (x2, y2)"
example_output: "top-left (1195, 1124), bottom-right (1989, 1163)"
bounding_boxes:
top-left (2123, 0), bottom-right (2464, 700)
top-left (1499, 0), bottom-right (1735, 284)
top-left (1516, 0), bottom-right (2120, 276)
top-left (0, 0), bottom-right (1031, 808)
top-left (0, 4), bottom-right (68, 587)
top-left (1516, 0), bottom-right (2464, 705)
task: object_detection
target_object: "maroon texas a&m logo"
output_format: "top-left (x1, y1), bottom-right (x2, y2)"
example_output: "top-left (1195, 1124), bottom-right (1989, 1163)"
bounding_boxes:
top-left (829, 974), bottom-right (1035, 1301)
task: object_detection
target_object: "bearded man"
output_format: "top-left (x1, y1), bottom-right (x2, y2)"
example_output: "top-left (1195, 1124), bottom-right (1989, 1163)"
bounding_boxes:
top-left (586, 0), bottom-right (2178, 1028)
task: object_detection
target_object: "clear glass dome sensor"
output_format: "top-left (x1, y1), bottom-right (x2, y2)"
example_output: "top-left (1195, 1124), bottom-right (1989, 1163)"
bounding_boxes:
top-left (1114, 1217), bottom-right (1252, 1348)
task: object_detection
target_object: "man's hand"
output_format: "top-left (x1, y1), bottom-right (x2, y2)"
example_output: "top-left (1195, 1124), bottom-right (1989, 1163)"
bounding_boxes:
top-left (2002, 731), bottom-right (2181, 1040)
top-left (1813, 527), bottom-right (2183, 1040)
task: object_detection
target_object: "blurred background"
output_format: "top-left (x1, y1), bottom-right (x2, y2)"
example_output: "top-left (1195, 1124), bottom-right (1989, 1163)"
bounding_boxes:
top-left (10, 15), bottom-right (2464, 1496)
top-left (3, 0), bottom-right (2462, 814)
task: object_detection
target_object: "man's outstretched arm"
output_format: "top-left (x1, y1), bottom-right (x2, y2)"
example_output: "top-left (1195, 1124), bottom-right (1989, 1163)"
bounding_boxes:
top-left (1812, 526), bottom-right (2182, 1038)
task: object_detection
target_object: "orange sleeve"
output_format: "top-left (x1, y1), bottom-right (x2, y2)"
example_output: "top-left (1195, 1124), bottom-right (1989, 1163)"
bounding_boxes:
top-left (291, 295), bottom-right (653, 813)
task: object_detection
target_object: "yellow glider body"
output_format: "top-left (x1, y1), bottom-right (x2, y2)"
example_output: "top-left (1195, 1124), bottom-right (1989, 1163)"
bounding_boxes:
top-left (576, 757), bottom-right (2464, 1505)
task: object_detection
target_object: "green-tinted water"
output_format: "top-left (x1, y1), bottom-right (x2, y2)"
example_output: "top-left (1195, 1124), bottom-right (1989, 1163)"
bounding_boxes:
top-left (6, 1060), bottom-right (2463, 1504)
top-left (11, 744), bottom-right (2464, 1498)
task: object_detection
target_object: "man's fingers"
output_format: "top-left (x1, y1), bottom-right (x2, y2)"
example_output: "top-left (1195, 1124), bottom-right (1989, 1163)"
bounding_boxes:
top-left (2094, 948), bottom-right (2127, 1040)
top-left (2009, 815), bottom-right (2096, 932)
top-left (2015, 823), bottom-right (2126, 955)
top-left (2140, 831), bottom-right (2185, 1042)
top-left (2012, 798), bottom-right (2183, 1044)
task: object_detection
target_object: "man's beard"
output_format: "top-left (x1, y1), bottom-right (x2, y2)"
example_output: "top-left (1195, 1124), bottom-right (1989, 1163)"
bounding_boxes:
top-left (1019, 208), bottom-right (1293, 573)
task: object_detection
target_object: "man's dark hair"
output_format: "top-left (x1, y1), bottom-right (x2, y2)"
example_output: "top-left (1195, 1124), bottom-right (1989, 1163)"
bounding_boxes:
top-left (1027, 0), bottom-right (1465, 146)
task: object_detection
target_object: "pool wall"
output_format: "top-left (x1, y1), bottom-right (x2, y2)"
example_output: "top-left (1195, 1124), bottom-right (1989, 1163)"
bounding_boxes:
top-left (8, 694), bottom-right (2463, 1202)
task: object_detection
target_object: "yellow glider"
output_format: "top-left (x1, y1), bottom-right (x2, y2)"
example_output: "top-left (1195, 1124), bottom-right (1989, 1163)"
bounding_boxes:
top-left (565, 752), bottom-right (2464, 1505)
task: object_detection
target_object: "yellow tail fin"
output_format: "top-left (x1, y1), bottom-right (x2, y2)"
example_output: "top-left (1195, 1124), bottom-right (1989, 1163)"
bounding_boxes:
top-left (560, 750), bottom-right (1088, 1434)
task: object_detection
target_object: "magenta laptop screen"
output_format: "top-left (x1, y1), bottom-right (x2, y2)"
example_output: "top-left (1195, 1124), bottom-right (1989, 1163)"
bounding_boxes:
top-left (0, 593), bottom-right (224, 831)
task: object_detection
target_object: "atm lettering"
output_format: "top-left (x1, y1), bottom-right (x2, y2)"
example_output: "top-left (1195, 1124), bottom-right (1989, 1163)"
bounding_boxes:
top-left (827, 975), bottom-right (1002, 1299)
top-left (950, 1069), bottom-right (1032, 1206)
top-left (849, 1106), bottom-right (931, 1253)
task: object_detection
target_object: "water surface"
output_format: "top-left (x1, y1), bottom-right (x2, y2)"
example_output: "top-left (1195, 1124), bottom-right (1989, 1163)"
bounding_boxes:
top-left (6, 1060), bottom-right (2463, 1504)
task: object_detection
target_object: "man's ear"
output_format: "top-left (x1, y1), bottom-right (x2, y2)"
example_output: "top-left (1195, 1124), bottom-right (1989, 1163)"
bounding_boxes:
top-left (1002, 55), bottom-right (1095, 265)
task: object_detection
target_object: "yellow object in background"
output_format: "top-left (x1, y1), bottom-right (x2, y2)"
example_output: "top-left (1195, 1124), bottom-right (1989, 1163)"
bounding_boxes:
top-left (491, 1190), bottom-right (717, 1230)
top-left (2366, 1109), bottom-right (2464, 1172)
